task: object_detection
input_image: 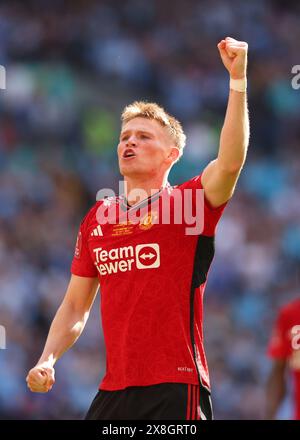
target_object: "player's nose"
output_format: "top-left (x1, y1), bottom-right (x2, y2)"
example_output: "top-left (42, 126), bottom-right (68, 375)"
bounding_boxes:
top-left (126, 136), bottom-right (137, 147)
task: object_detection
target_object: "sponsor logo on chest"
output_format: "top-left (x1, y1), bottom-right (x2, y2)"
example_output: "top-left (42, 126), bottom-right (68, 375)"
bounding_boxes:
top-left (93, 243), bottom-right (160, 275)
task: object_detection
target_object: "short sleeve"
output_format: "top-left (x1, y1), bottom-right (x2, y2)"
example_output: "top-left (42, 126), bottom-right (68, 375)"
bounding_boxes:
top-left (178, 173), bottom-right (228, 236)
top-left (267, 309), bottom-right (290, 360)
top-left (71, 212), bottom-right (98, 278)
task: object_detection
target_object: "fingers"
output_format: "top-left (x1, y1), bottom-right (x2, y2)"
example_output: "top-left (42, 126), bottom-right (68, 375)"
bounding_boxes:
top-left (224, 37), bottom-right (245, 45)
top-left (218, 37), bottom-right (248, 57)
top-left (26, 366), bottom-right (55, 393)
top-left (217, 37), bottom-right (248, 78)
top-left (217, 40), bottom-right (226, 50)
top-left (26, 374), bottom-right (54, 392)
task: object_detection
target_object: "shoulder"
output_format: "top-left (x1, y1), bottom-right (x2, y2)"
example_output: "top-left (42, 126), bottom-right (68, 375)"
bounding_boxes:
top-left (79, 196), bottom-right (120, 229)
top-left (79, 202), bottom-right (100, 227)
top-left (174, 173), bottom-right (204, 191)
top-left (279, 298), bottom-right (300, 319)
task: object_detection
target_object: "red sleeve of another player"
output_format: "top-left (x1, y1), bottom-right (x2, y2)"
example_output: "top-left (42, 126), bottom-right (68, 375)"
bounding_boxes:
top-left (179, 173), bottom-right (228, 236)
top-left (267, 309), bottom-right (290, 359)
top-left (71, 213), bottom-right (98, 278)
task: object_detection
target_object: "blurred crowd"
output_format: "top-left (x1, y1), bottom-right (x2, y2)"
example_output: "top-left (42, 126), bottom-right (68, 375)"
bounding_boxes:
top-left (0, 0), bottom-right (299, 419)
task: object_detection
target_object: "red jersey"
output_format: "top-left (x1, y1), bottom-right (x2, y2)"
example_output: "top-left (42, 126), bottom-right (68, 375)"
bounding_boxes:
top-left (71, 174), bottom-right (227, 391)
top-left (267, 299), bottom-right (300, 419)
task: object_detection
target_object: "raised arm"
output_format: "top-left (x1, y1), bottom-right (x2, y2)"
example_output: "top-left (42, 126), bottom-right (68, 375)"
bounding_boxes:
top-left (202, 37), bottom-right (249, 208)
top-left (26, 274), bottom-right (99, 393)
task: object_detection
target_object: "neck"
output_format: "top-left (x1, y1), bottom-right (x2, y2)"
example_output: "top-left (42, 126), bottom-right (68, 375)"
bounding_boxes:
top-left (124, 174), bottom-right (169, 206)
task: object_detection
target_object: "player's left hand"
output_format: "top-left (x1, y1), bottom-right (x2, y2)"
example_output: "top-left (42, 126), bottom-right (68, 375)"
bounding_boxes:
top-left (217, 37), bottom-right (248, 79)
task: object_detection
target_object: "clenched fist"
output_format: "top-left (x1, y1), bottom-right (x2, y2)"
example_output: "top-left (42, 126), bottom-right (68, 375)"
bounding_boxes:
top-left (218, 37), bottom-right (248, 79)
top-left (26, 362), bottom-right (55, 393)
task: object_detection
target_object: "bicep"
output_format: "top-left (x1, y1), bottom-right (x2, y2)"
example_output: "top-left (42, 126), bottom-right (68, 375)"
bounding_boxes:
top-left (63, 274), bottom-right (99, 315)
top-left (201, 159), bottom-right (241, 208)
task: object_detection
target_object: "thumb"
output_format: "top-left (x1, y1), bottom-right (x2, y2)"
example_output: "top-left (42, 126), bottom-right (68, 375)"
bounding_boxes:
top-left (217, 40), bottom-right (230, 61)
top-left (39, 369), bottom-right (49, 383)
top-left (217, 40), bottom-right (226, 52)
top-left (218, 40), bottom-right (235, 59)
top-left (39, 367), bottom-right (55, 389)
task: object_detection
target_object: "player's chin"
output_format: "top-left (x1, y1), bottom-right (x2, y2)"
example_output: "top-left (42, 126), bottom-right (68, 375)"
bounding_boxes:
top-left (119, 162), bottom-right (140, 176)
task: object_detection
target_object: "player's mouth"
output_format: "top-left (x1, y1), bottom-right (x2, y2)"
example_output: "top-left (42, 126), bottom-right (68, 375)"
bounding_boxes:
top-left (122, 149), bottom-right (136, 160)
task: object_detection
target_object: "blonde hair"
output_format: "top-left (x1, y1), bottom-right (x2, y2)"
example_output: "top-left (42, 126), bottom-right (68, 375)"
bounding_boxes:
top-left (121, 101), bottom-right (186, 158)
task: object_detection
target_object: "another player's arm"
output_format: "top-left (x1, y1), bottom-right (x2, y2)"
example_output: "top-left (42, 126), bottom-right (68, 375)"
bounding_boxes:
top-left (26, 274), bottom-right (99, 393)
top-left (202, 37), bottom-right (249, 208)
top-left (265, 359), bottom-right (287, 419)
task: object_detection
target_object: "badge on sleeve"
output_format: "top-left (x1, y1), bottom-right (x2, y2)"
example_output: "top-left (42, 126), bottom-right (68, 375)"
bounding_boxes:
top-left (74, 231), bottom-right (82, 259)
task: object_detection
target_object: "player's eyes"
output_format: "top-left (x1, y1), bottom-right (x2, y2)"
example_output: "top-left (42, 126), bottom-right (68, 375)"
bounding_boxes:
top-left (120, 134), bottom-right (151, 141)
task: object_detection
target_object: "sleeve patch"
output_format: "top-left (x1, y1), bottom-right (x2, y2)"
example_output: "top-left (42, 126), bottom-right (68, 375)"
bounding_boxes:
top-left (74, 231), bottom-right (83, 259)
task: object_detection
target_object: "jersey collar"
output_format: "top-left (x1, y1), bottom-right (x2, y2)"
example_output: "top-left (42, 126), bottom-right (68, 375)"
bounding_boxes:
top-left (120, 182), bottom-right (171, 212)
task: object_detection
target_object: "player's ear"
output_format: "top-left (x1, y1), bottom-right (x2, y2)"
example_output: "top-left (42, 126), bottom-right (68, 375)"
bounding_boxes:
top-left (167, 147), bottom-right (180, 164)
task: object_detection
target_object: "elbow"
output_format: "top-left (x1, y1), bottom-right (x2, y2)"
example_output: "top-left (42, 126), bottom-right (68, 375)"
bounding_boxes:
top-left (218, 160), bottom-right (245, 175)
top-left (227, 162), bottom-right (244, 174)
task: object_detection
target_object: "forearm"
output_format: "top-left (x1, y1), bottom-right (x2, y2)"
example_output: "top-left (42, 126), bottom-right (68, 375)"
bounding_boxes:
top-left (265, 364), bottom-right (286, 419)
top-left (265, 394), bottom-right (284, 420)
top-left (218, 88), bottom-right (249, 172)
top-left (37, 302), bottom-right (89, 366)
top-left (266, 385), bottom-right (285, 419)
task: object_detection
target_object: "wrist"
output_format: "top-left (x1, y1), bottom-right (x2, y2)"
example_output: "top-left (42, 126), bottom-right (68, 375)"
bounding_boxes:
top-left (229, 76), bottom-right (247, 92)
top-left (38, 354), bottom-right (56, 367)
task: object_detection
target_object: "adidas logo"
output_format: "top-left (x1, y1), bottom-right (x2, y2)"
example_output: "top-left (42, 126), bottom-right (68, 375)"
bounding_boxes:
top-left (91, 225), bottom-right (103, 237)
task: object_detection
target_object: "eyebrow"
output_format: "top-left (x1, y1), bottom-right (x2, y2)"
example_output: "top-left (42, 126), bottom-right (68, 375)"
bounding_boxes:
top-left (120, 129), bottom-right (154, 138)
